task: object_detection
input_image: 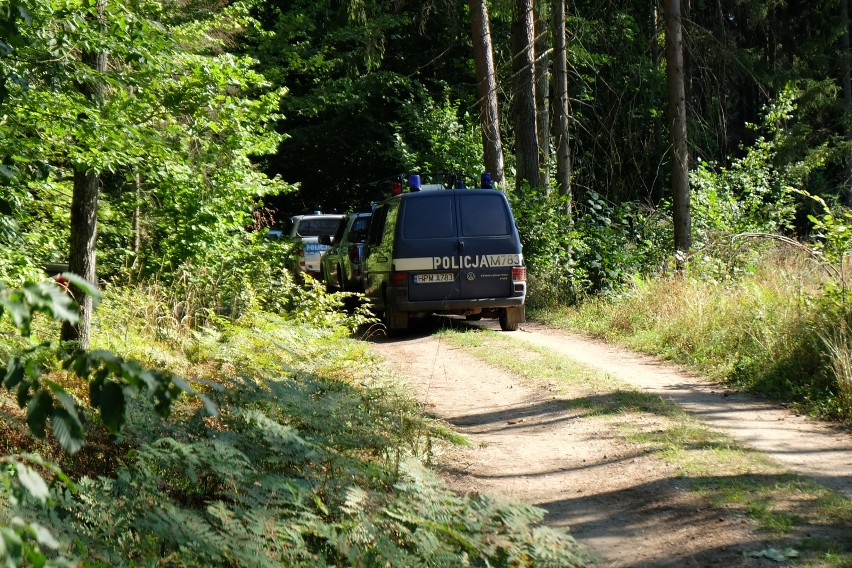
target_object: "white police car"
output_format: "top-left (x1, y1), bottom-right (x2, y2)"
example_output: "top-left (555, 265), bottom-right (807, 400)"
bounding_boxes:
top-left (272, 212), bottom-right (346, 277)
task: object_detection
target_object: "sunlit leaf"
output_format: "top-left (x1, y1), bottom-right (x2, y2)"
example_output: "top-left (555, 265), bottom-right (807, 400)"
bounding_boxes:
top-left (15, 463), bottom-right (50, 503)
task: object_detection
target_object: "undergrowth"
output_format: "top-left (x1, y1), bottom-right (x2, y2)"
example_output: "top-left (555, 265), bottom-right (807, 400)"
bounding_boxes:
top-left (533, 243), bottom-right (852, 422)
top-left (1, 285), bottom-right (587, 566)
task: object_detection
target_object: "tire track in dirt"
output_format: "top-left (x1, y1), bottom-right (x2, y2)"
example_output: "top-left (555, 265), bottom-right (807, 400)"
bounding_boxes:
top-left (480, 320), bottom-right (852, 499)
top-left (369, 322), bottom-right (808, 567)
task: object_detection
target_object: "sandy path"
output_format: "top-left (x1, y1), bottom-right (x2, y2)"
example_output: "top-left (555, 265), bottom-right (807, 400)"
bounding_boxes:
top-left (369, 320), bottom-right (829, 567)
top-left (481, 320), bottom-right (852, 499)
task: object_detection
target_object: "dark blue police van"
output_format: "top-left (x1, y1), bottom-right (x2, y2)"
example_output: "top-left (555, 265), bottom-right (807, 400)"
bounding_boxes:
top-left (363, 174), bottom-right (526, 333)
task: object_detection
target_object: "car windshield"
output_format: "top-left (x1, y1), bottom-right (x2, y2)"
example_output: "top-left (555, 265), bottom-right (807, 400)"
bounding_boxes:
top-left (297, 217), bottom-right (343, 237)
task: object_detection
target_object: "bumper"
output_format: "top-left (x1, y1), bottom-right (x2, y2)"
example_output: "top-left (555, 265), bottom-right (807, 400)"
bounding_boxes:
top-left (393, 293), bottom-right (525, 313)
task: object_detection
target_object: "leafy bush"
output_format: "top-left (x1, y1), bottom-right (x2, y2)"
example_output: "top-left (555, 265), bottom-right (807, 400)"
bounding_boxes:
top-left (2, 289), bottom-right (588, 567)
top-left (690, 86), bottom-right (825, 246)
top-left (511, 186), bottom-right (672, 306)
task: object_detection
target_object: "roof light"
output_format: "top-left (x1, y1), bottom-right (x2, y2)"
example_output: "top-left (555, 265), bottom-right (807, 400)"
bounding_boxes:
top-left (391, 181), bottom-right (403, 196)
top-left (481, 172), bottom-right (493, 189)
top-left (409, 174), bottom-right (421, 191)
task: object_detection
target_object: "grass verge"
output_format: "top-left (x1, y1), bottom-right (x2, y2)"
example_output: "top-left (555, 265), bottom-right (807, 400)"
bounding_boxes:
top-left (531, 246), bottom-right (852, 422)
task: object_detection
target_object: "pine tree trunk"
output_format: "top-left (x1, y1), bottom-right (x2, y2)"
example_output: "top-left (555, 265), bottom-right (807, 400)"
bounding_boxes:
top-left (551, 0), bottom-right (572, 210)
top-left (469, 0), bottom-right (506, 189)
top-left (535, 0), bottom-right (551, 189)
top-left (664, 0), bottom-right (691, 256)
top-left (61, 1), bottom-right (107, 348)
top-left (511, 0), bottom-right (540, 192)
top-left (842, 0), bottom-right (852, 205)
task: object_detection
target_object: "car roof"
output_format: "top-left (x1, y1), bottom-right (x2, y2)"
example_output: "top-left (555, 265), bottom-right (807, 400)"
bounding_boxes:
top-left (291, 213), bottom-right (346, 220)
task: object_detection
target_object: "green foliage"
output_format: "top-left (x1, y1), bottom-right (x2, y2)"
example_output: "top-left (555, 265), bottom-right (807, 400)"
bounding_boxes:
top-left (2, 297), bottom-right (586, 567)
top-left (691, 87), bottom-right (822, 243)
top-left (0, 277), bottom-right (217, 456)
top-left (570, 192), bottom-right (670, 294)
top-left (0, 454), bottom-right (76, 567)
top-left (0, 0), bottom-right (290, 281)
top-left (395, 95), bottom-right (483, 176)
top-left (508, 188), bottom-right (575, 307)
top-left (511, 186), bottom-right (672, 306)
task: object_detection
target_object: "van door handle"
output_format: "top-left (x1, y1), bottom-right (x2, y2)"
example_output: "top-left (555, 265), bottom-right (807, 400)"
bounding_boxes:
top-left (456, 240), bottom-right (464, 254)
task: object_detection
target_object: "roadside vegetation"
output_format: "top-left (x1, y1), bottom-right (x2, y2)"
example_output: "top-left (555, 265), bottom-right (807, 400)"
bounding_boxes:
top-left (437, 328), bottom-right (852, 566)
top-left (0, 270), bottom-right (587, 566)
top-left (519, 92), bottom-right (852, 424)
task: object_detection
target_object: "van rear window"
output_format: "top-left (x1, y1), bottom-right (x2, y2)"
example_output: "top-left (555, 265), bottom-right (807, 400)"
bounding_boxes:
top-left (459, 194), bottom-right (511, 236)
top-left (402, 196), bottom-right (455, 239)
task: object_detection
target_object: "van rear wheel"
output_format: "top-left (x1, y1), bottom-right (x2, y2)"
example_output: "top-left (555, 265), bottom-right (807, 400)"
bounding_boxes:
top-left (499, 306), bottom-right (523, 331)
top-left (383, 292), bottom-right (409, 334)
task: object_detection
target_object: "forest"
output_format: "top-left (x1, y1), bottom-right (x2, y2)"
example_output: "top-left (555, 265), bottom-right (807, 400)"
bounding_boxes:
top-left (0, 0), bottom-right (850, 565)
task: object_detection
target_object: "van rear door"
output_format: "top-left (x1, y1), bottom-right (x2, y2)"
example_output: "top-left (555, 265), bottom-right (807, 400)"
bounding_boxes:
top-left (455, 192), bottom-right (519, 299)
top-left (396, 193), bottom-right (459, 303)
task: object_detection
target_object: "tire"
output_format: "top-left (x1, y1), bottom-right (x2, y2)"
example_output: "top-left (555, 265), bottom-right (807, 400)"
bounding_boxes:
top-left (499, 306), bottom-right (524, 331)
top-left (383, 290), bottom-right (409, 334)
top-left (336, 264), bottom-right (345, 291)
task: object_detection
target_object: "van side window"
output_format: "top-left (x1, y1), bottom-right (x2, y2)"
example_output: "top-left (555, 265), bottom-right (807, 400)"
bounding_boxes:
top-left (459, 194), bottom-right (511, 237)
top-left (402, 195), bottom-right (454, 239)
top-left (367, 205), bottom-right (388, 246)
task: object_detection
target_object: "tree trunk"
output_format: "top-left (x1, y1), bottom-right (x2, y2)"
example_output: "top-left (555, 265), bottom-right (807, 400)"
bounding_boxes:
top-left (61, 1), bottom-right (107, 348)
top-left (132, 172), bottom-right (142, 268)
top-left (664, 0), bottom-right (691, 256)
top-left (511, 0), bottom-right (540, 192)
top-left (842, 0), bottom-right (852, 205)
top-left (469, 0), bottom-right (506, 189)
top-left (551, 0), bottom-right (572, 210)
top-left (535, 0), bottom-right (551, 189)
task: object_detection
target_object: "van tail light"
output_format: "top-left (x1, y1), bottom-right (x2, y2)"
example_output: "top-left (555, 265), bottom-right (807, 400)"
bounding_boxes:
top-left (512, 266), bottom-right (526, 294)
top-left (390, 271), bottom-right (409, 287)
top-left (348, 246), bottom-right (360, 263)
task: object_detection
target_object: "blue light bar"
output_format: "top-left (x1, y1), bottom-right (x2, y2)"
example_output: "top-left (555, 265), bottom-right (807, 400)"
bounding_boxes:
top-left (480, 172), bottom-right (493, 189)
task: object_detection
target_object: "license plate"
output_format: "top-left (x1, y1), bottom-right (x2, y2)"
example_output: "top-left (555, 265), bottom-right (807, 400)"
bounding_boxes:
top-left (414, 273), bottom-right (454, 284)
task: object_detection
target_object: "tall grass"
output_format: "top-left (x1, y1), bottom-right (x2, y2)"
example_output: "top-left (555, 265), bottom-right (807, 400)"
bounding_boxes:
top-left (535, 244), bottom-right (852, 421)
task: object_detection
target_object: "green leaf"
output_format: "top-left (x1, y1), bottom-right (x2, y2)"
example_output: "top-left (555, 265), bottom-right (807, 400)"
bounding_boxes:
top-left (0, 527), bottom-right (23, 561)
top-left (60, 273), bottom-right (101, 307)
top-left (98, 380), bottom-right (126, 434)
top-left (28, 523), bottom-right (60, 550)
top-left (15, 463), bottom-right (50, 503)
top-left (51, 408), bottom-right (84, 454)
top-left (198, 393), bottom-right (219, 418)
top-left (26, 390), bottom-right (53, 439)
top-left (170, 375), bottom-right (194, 394)
top-left (3, 357), bottom-right (24, 390)
top-left (0, 296), bottom-right (31, 335)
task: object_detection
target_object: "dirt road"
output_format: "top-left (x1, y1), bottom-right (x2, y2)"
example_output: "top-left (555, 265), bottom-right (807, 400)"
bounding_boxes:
top-left (369, 319), bottom-right (851, 567)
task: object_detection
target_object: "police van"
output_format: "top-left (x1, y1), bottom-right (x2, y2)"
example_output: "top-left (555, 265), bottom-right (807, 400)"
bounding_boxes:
top-left (363, 174), bottom-right (526, 332)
